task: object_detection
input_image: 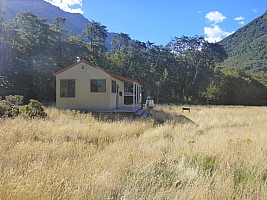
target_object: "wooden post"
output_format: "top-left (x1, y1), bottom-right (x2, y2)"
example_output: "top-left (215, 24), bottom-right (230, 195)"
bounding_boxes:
top-left (133, 82), bottom-right (136, 110)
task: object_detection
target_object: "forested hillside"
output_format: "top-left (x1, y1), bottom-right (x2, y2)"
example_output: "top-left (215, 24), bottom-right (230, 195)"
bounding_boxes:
top-left (219, 11), bottom-right (267, 86)
top-left (3, 0), bottom-right (89, 35)
top-left (2, 0), bottom-right (116, 50)
top-left (0, 9), bottom-right (266, 105)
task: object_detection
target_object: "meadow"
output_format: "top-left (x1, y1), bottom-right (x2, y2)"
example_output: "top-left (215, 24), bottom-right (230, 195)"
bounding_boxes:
top-left (0, 105), bottom-right (267, 199)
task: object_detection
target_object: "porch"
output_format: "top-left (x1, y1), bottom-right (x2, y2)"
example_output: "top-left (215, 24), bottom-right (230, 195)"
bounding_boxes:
top-left (87, 105), bottom-right (148, 120)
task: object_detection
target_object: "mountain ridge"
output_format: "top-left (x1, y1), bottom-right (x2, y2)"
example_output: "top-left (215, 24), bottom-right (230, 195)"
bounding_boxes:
top-left (2, 1), bottom-right (267, 71)
top-left (219, 10), bottom-right (267, 71)
top-left (2, 0), bottom-right (115, 50)
top-left (3, 0), bottom-right (90, 35)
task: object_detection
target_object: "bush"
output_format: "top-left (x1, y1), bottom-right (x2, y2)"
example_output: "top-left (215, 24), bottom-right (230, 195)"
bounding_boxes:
top-left (0, 101), bottom-right (19, 118)
top-left (5, 95), bottom-right (24, 106)
top-left (21, 99), bottom-right (47, 119)
top-left (0, 104), bottom-right (7, 117)
top-left (0, 96), bottom-right (47, 119)
top-left (6, 105), bottom-right (20, 118)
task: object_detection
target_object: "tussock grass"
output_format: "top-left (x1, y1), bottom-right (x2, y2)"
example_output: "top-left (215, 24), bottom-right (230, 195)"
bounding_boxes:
top-left (0, 106), bottom-right (267, 199)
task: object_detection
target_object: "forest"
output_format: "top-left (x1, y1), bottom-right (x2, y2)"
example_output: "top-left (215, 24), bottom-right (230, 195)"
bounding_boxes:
top-left (0, 11), bottom-right (267, 105)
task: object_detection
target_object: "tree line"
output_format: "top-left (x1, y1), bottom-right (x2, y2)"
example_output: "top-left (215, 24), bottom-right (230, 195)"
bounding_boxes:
top-left (0, 11), bottom-right (266, 105)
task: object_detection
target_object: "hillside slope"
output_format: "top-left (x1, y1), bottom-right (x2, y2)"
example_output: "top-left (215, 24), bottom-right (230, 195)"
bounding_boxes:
top-left (3, 0), bottom-right (89, 35)
top-left (219, 11), bottom-right (267, 71)
top-left (2, 0), bottom-right (115, 49)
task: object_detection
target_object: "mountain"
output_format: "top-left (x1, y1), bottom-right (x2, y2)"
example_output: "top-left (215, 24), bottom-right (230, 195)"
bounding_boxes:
top-left (3, 0), bottom-right (89, 35)
top-left (3, 1), bottom-right (266, 67)
top-left (219, 10), bottom-right (267, 72)
top-left (2, 0), bottom-right (115, 50)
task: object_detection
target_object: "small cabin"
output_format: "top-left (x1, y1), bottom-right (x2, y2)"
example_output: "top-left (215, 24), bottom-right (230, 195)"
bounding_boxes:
top-left (53, 60), bottom-right (142, 111)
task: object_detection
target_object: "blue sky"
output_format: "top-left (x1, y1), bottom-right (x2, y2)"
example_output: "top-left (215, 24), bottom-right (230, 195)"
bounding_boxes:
top-left (45, 0), bottom-right (266, 45)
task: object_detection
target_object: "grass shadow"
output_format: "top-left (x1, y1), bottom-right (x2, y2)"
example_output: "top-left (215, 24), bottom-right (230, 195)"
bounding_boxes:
top-left (153, 109), bottom-right (198, 126)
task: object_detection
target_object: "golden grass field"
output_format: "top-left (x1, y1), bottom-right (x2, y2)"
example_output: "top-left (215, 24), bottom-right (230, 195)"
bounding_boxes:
top-left (0, 105), bottom-right (267, 199)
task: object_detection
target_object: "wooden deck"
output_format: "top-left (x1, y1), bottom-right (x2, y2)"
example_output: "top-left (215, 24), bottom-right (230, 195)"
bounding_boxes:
top-left (79, 106), bottom-right (148, 119)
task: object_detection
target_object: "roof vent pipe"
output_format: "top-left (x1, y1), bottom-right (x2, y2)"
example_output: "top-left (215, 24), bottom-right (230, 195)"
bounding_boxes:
top-left (77, 57), bottom-right (80, 62)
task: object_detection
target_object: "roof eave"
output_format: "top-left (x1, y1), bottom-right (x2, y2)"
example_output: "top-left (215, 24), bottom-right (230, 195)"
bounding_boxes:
top-left (53, 60), bottom-right (142, 86)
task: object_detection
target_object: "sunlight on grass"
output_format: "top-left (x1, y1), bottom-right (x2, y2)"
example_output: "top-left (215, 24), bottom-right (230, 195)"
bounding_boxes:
top-left (0, 106), bottom-right (267, 199)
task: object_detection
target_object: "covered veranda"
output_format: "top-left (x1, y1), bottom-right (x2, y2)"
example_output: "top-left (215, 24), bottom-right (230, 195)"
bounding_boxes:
top-left (110, 73), bottom-right (142, 111)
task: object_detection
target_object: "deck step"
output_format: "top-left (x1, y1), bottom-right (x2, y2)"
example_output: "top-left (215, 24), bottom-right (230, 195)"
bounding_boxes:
top-left (134, 109), bottom-right (143, 116)
top-left (135, 109), bottom-right (150, 117)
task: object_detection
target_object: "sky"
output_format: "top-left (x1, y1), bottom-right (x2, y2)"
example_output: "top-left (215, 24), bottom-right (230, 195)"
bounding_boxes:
top-left (44, 0), bottom-right (267, 45)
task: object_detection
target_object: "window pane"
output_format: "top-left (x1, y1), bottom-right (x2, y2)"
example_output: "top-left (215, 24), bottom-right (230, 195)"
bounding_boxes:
top-left (60, 80), bottom-right (67, 97)
top-left (60, 79), bottom-right (75, 98)
top-left (112, 80), bottom-right (116, 93)
top-left (90, 79), bottom-right (98, 92)
top-left (98, 80), bottom-right (106, 92)
top-left (68, 79), bottom-right (75, 97)
top-left (90, 79), bottom-right (106, 93)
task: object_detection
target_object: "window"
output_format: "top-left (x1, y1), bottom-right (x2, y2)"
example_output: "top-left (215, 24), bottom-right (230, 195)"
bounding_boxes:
top-left (60, 79), bottom-right (75, 98)
top-left (112, 80), bottom-right (116, 93)
top-left (90, 79), bottom-right (106, 93)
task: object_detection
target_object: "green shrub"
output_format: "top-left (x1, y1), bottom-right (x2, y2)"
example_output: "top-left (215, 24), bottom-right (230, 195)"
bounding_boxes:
top-left (233, 168), bottom-right (249, 188)
top-left (5, 95), bottom-right (24, 106)
top-left (21, 99), bottom-right (47, 119)
top-left (6, 105), bottom-right (20, 117)
top-left (0, 104), bottom-right (7, 117)
top-left (188, 155), bottom-right (217, 175)
top-left (1, 96), bottom-right (47, 119)
top-left (67, 109), bottom-right (81, 117)
top-left (0, 100), bottom-right (19, 118)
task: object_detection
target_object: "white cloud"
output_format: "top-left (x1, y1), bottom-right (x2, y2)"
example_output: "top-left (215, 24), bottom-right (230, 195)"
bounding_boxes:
top-left (205, 11), bottom-right (226, 24)
top-left (204, 11), bottom-right (232, 43)
top-left (234, 16), bottom-right (245, 25)
top-left (44, 0), bottom-right (83, 14)
top-left (197, 11), bottom-right (202, 14)
top-left (204, 25), bottom-right (233, 43)
top-left (252, 9), bottom-right (258, 13)
top-left (234, 16), bottom-right (245, 21)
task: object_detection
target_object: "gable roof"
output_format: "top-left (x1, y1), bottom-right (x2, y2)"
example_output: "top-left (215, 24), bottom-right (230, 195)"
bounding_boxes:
top-left (53, 60), bottom-right (142, 86)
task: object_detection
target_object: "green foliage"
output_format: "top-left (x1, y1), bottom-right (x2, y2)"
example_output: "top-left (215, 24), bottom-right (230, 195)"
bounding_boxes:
top-left (6, 105), bottom-right (20, 118)
top-left (0, 96), bottom-right (47, 119)
top-left (1, 10), bottom-right (266, 106)
top-left (233, 168), bottom-right (250, 188)
top-left (188, 155), bottom-right (217, 175)
top-left (5, 95), bottom-right (24, 106)
top-left (21, 99), bottom-right (47, 119)
top-left (82, 21), bottom-right (107, 65)
top-left (214, 68), bottom-right (267, 105)
top-left (165, 36), bottom-right (227, 103)
top-left (0, 104), bottom-right (7, 117)
top-left (201, 81), bottom-right (221, 104)
top-left (0, 96), bottom-right (21, 117)
top-left (153, 159), bottom-right (176, 188)
top-left (219, 11), bottom-right (267, 72)
top-left (67, 109), bottom-right (81, 118)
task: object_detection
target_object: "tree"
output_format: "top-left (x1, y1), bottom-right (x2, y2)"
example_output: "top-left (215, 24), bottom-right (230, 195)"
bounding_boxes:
top-left (82, 21), bottom-right (107, 65)
top-left (166, 36), bottom-right (227, 103)
top-left (111, 33), bottom-right (131, 51)
top-left (2, 12), bottom-right (52, 99)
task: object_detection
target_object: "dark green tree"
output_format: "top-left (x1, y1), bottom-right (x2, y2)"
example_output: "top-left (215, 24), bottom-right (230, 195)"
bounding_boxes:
top-left (82, 21), bottom-right (107, 65)
top-left (166, 36), bottom-right (227, 103)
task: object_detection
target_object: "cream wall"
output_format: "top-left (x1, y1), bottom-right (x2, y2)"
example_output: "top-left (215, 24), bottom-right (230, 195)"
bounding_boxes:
top-left (109, 78), bottom-right (124, 108)
top-left (56, 62), bottom-right (124, 110)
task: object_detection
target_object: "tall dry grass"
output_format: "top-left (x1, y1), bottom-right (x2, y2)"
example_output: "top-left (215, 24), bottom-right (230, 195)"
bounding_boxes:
top-left (0, 106), bottom-right (267, 199)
